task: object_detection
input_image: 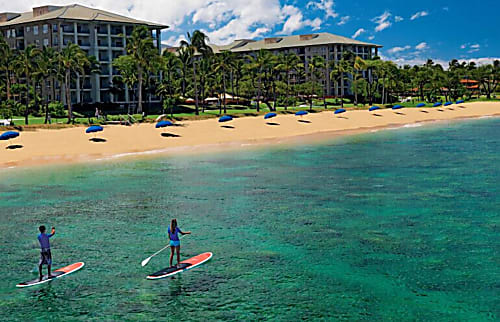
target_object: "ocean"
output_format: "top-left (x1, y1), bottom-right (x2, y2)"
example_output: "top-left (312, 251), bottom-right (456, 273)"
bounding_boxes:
top-left (1, 117), bottom-right (499, 320)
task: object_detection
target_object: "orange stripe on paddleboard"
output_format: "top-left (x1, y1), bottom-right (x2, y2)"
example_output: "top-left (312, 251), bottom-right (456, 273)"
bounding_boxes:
top-left (180, 252), bottom-right (212, 265)
top-left (54, 262), bottom-right (84, 273)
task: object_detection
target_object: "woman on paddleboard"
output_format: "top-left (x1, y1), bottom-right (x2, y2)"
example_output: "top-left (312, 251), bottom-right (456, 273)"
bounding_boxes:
top-left (168, 219), bottom-right (191, 267)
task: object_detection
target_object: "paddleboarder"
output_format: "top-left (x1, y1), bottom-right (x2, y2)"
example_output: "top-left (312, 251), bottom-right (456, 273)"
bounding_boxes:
top-left (168, 219), bottom-right (191, 268)
top-left (37, 226), bottom-right (55, 281)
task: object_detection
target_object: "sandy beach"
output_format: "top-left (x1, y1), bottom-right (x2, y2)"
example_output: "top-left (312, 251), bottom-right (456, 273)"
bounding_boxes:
top-left (1, 102), bottom-right (499, 169)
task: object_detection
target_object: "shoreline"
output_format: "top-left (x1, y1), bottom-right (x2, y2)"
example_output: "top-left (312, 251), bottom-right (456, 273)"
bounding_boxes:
top-left (1, 102), bottom-right (499, 170)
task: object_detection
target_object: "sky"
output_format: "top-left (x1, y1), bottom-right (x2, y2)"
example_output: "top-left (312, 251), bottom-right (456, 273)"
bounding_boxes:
top-left (1, 0), bottom-right (499, 66)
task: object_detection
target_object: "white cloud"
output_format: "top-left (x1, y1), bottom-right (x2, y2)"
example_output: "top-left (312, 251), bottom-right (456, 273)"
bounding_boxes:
top-left (352, 28), bottom-right (365, 39)
top-left (410, 11), bottom-right (429, 20)
top-left (337, 16), bottom-right (350, 26)
top-left (416, 42), bottom-right (428, 51)
top-left (460, 44), bottom-right (467, 49)
top-left (387, 45), bottom-right (411, 54)
top-left (395, 16), bottom-right (404, 22)
top-left (372, 11), bottom-right (392, 32)
top-left (306, 0), bottom-right (338, 19)
top-left (279, 5), bottom-right (322, 35)
top-left (368, 35), bottom-right (375, 40)
top-left (460, 43), bottom-right (480, 53)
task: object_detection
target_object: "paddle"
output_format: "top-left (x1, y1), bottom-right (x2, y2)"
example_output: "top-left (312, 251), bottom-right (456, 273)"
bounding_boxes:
top-left (141, 235), bottom-right (187, 267)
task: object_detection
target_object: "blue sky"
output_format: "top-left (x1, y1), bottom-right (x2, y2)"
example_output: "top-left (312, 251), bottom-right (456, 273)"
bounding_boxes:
top-left (4, 0), bottom-right (499, 65)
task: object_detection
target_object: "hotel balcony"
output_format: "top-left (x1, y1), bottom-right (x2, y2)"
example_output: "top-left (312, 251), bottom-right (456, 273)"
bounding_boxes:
top-left (77, 25), bottom-right (90, 34)
top-left (61, 25), bottom-right (75, 33)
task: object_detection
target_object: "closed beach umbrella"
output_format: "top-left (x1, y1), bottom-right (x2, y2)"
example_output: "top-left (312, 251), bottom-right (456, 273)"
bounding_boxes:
top-left (0, 131), bottom-right (20, 140)
top-left (295, 111), bottom-right (308, 116)
top-left (369, 106), bottom-right (380, 111)
top-left (86, 125), bottom-right (103, 134)
top-left (155, 120), bottom-right (173, 128)
top-left (417, 103), bottom-right (426, 107)
top-left (219, 115), bottom-right (233, 123)
top-left (433, 102), bottom-right (442, 107)
top-left (456, 99), bottom-right (464, 104)
top-left (334, 109), bottom-right (346, 114)
top-left (444, 102), bottom-right (453, 106)
top-left (264, 112), bottom-right (277, 120)
top-left (392, 105), bottom-right (403, 110)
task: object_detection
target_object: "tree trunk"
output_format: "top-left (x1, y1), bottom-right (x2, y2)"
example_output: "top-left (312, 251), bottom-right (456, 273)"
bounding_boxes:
top-left (285, 71), bottom-right (290, 111)
top-left (25, 75), bottom-right (30, 125)
top-left (5, 70), bottom-right (11, 100)
top-left (223, 73), bottom-right (227, 114)
top-left (137, 67), bottom-right (143, 114)
top-left (65, 69), bottom-right (72, 123)
top-left (257, 75), bottom-right (262, 113)
top-left (193, 61), bottom-right (199, 115)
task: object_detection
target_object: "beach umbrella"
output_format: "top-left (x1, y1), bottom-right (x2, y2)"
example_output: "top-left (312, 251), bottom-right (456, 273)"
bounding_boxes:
top-left (456, 99), bottom-right (464, 104)
top-left (295, 111), bottom-right (308, 116)
top-left (155, 120), bottom-right (173, 128)
top-left (369, 106), bottom-right (380, 111)
top-left (218, 115), bottom-right (233, 123)
top-left (444, 102), bottom-right (453, 106)
top-left (433, 102), bottom-right (442, 107)
top-left (392, 105), bottom-right (403, 110)
top-left (86, 125), bottom-right (103, 134)
top-left (417, 103), bottom-right (426, 107)
top-left (0, 131), bottom-right (20, 140)
top-left (264, 112), bottom-right (277, 120)
top-left (334, 109), bottom-right (346, 114)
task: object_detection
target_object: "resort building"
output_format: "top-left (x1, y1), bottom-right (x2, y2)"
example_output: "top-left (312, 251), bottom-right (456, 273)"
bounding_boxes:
top-left (0, 4), bottom-right (166, 107)
top-left (210, 33), bottom-right (382, 97)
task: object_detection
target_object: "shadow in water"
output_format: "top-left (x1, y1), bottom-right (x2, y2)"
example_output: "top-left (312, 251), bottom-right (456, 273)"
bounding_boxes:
top-left (161, 133), bottom-right (181, 138)
top-left (220, 125), bottom-right (235, 129)
top-left (89, 138), bottom-right (107, 143)
top-left (420, 110), bottom-right (429, 113)
top-left (266, 122), bottom-right (280, 126)
top-left (394, 112), bottom-right (406, 115)
top-left (6, 144), bottom-right (23, 150)
top-left (372, 114), bottom-right (383, 117)
top-left (298, 120), bottom-right (311, 123)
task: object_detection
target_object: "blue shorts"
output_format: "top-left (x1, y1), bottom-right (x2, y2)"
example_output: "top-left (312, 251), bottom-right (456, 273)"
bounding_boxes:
top-left (170, 240), bottom-right (180, 247)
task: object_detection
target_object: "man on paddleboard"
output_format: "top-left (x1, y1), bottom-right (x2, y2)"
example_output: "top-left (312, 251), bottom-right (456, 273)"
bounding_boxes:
top-left (38, 226), bottom-right (55, 281)
top-left (168, 219), bottom-right (191, 268)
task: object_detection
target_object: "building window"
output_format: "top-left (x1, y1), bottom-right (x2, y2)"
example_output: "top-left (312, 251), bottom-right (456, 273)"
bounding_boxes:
top-left (11, 29), bottom-right (16, 37)
top-left (26, 26), bottom-right (31, 33)
top-left (33, 26), bottom-right (39, 35)
top-left (53, 37), bottom-right (58, 46)
top-left (43, 38), bottom-right (49, 47)
top-left (6, 30), bottom-right (10, 38)
top-left (53, 24), bottom-right (58, 32)
top-left (35, 39), bottom-right (40, 47)
top-left (43, 24), bottom-right (48, 34)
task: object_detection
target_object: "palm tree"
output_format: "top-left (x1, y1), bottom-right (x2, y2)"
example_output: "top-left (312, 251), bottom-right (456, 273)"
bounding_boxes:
top-left (0, 36), bottom-right (14, 101)
top-left (246, 50), bottom-right (274, 112)
top-left (58, 43), bottom-right (86, 123)
top-left (276, 53), bottom-right (302, 110)
top-left (352, 56), bottom-right (367, 105)
top-left (126, 26), bottom-right (158, 114)
top-left (329, 57), bottom-right (351, 108)
top-left (35, 46), bottom-right (58, 123)
top-left (180, 30), bottom-right (212, 115)
top-left (113, 55), bottom-right (138, 111)
top-left (177, 47), bottom-right (191, 98)
top-left (79, 55), bottom-right (100, 106)
top-left (214, 51), bottom-right (233, 114)
top-left (308, 56), bottom-right (326, 109)
top-left (158, 51), bottom-right (181, 116)
top-left (14, 45), bottom-right (41, 124)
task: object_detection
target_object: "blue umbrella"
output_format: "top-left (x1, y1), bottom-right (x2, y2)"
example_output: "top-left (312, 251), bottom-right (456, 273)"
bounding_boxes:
top-left (334, 109), bottom-right (346, 115)
top-left (219, 115), bottom-right (233, 123)
top-left (444, 102), bottom-right (453, 106)
top-left (86, 125), bottom-right (103, 134)
top-left (0, 131), bottom-right (20, 140)
top-left (392, 105), bottom-right (403, 110)
top-left (417, 103), bottom-right (426, 107)
top-left (433, 102), bottom-right (442, 107)
top-left (155, 120), bottom-right (173, 128)
top-left (264, 112), bottom-right (277, 120)
top-left (369, 106), bottom-right (380, 111)
top-left (456, 99), bottom-right (464, 104)
top-left (295, 111), bottom-right (308, 116)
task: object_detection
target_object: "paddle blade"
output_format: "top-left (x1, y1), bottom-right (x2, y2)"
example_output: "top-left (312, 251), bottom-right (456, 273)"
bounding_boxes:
top-left (141, 257), bottom-right (151, 267)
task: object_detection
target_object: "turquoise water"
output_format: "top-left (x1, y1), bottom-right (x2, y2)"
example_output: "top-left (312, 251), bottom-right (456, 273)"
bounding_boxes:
top-left (1, 118), bottom-right (499, 321)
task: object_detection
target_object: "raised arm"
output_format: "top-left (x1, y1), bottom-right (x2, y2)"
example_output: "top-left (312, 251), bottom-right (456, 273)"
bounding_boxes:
top-left (49, 227), bottom-right (55, 237)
